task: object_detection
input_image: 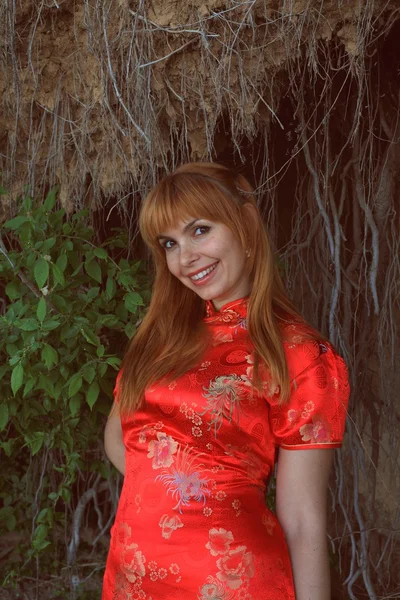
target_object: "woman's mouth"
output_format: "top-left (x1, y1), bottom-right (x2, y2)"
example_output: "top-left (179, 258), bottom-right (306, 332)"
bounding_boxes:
top-left (188, 262), bottom-right (218, 286)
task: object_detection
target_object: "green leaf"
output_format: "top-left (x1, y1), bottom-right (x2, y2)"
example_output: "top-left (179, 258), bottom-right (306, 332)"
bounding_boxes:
top-left (68, 374), bottom-right (82, 398)
top-left (37, 297), bottom-right (47, 323)
top-left (42, 344), bottom-right (58, 369)
top-left (94, 247), bottom-right (108, 260)
top-left (84, 259), bottom-right (102, 283)
top-left (42, 319), bottom-right (61, 331)
top-left (26, 432), bottom-right (44, 456)
top-left (82, 365), bottom-right (96, 384)
top-left (124, 292), bottom-right (143, 313)
top-left (86, 381), bottom-right (100, 409)
top-left (37, 508), bottom-right (49, 523)
top-left (86, 287), bottom-right (100, 301)
top-left (23, 376), bottom-right (37, 398)
top-left (125, 321), bottom-right (136, 338)
top-left (6, 343), bottom-right (19, 357)
top-left (44, 187), bottom-right (58, 211)
top-left (69, 394), bottom-right (81, 417)
top-left (16, 318), bottom-right (39, 331)
top-left (56, 254), bottom-right (68, 272)
top-left (52, 262), bottom-right (65, 285)
top-left (80, 324), bottom-right (99, 346)
top-left (42, 237), bottom-right (56, 251)
top-left (5, 281), bottom-right (20, 300)
top-left (4, 216), bottom-right (29, 230)
top-left (0, 403), bottom-right (9, 430)
top-left (0, 364), bottom-right (9, 380)
top-left (34, 257), bottom-right (49, 289)
top-left (33, 523), bottom-right (48, 544)
top-left (23, 195), bottom-right (32, 210)
top-left (105, 276), bottom-right (116, 300)
top-left (96, 345), bottom-right (105, 357)
top-left (11, 364), bottom-right (23, 395)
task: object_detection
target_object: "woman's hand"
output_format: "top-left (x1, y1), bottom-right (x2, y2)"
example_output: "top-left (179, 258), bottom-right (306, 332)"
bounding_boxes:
top-left (276, 448), bottom-right (334, 600)
top-left (104, 409), bottom-right (126, 475)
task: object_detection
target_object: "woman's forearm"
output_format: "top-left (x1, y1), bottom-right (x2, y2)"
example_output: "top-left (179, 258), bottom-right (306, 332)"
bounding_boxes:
top-left (285, 528), bottom-right (331, 600)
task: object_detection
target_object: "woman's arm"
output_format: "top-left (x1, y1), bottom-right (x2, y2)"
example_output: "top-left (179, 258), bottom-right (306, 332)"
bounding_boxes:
top-left (275, 448), bottom-right (334, 600)
top-left (104, 409), bottom-right (126, 475)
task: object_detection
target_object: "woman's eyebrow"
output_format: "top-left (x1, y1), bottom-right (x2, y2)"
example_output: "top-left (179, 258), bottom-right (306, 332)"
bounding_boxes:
top-left (157, 219), bottom-right (199, 240)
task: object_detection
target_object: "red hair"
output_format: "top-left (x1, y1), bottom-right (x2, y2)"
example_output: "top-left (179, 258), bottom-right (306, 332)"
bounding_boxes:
top-left (116, 162), bottom-right (311, 415)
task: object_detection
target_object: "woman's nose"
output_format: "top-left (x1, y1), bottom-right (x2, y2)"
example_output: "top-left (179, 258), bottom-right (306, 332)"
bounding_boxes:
top-left (179, 243), bottom-right (199, 267)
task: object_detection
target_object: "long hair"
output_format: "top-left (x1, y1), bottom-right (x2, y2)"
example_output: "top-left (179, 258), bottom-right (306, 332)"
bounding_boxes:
top-left (116, 162), bottom-right (312, 415)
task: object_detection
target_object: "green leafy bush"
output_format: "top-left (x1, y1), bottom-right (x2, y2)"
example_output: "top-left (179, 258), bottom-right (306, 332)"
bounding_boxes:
top-left (0, 188), bottom-right (150, 592)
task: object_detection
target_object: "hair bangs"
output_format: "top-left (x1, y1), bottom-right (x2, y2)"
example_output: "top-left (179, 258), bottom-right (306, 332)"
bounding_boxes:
top-left (140, 173), bottom-right (243, 250)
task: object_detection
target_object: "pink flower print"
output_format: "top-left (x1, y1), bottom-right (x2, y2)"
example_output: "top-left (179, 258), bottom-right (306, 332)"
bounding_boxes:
top-left (299, 415), bottom-right (332, 444)
top-left (114, 522), bottom-right (132, 547)
top-left (301, 400), bottom-right (315, 419)
top-left (192, 414), bottom-right (202, 426)
top-left (148, 561), bottom-right (158, 571)
top-left (203, 506), bottom-right (213, 516)
top-left (206, 528), bottom-right (234, 556)
top-left (287, 409), bottom-right (298, 424)
top-left (150, 571), bottom-right (158, 581)
top-left (186, 408), bottom-right (195, 420)
top-left (169, 563), bottom-right (180, 575)
top-left (168, 380), bottom-right (177, 390)
top-left (147, 432), bottom-right (178, 469)
top-left (216, 546), bottom-right (255, 590)
top-left (262, 512), bottom-right (276, 535)
top-left (158, 568), bottom-right (167, 579)
top-left (198, 579), bottom-right (227, 599)
top-left (192, 426), bottom-right (202, 437)
top-left (212, 330), bottom-right (234, 346)
top-left (158, 514), bottom-right (184, 539)
top-left (332, 376), bottom-right (339, 389)
top-left (215, 490), bottom-right (227, 501)
top-left (121, 544), bottom-right (146, 583)
top-left (267, 380), bottom-right (280, 396)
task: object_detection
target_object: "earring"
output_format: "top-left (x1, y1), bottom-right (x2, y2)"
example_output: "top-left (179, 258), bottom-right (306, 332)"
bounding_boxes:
top-left (245, 247), bottom-right (251, 258)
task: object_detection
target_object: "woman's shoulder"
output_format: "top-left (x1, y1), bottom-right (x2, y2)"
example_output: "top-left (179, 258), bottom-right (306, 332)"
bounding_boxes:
top-left (275, 309), bottom-right (335, 378)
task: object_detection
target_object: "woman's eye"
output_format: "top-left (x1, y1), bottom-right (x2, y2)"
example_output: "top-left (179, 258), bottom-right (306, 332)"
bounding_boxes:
top-left (194, 225), bottom-right (210, 236)
top-left (163, 240), bottom-right (175, 250)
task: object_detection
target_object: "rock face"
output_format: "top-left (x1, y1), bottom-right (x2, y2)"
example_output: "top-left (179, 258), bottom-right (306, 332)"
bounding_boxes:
top-left (0, 0), bottom-right (395, 210)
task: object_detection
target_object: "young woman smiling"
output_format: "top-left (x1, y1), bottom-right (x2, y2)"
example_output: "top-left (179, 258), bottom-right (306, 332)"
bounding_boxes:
top-left (103, 162), bottom-right (349, 600)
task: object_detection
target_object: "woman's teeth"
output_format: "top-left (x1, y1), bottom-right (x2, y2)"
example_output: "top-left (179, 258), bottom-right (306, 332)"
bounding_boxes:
top-left (191, 263), bottom-right (217, 281)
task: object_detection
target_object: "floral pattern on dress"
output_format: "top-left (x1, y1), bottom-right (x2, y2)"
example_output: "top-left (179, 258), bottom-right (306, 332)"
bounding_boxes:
top-left (158, 514), bottom-right (184, 539)
top-left (202, 374), bottom-right (249, 433)
top-left (111, 523), bottom-right (148, 600)
top-left (155, 444), bottom-right (210, 513)
top-left (299, 415), bottom-right (332, 444)
top-left (199, 528), bottom-right (255, 598)
top-left (147, 432), bottom-right (178, 469)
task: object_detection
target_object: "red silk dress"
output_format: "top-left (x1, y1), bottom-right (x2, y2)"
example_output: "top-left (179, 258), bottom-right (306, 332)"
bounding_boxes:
top-left (102, 297), bottom-right (349, 600)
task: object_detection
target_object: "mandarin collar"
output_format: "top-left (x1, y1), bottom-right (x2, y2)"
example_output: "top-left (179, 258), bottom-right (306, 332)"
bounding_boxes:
top-left (204, 296), bottom-right (249, 324)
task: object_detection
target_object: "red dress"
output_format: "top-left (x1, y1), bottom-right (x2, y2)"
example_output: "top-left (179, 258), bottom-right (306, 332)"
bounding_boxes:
top-left (102, 297), bottom-right (349, 600)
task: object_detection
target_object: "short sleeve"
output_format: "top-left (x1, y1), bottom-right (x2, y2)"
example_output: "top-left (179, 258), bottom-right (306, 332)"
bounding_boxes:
top-left (269, 341), bottom-right (350, 450)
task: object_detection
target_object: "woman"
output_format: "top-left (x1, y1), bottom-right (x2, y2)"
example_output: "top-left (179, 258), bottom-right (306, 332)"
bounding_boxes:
top-left (103, 162), bottom-right (349, 600)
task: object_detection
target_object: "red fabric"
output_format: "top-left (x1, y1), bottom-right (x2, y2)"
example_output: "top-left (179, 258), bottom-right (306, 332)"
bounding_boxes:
top-left (102, 298), bottom-right (349, 599)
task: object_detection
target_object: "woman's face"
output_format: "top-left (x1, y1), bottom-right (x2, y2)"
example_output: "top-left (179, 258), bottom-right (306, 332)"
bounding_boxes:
top-left (158, 218), bottom-right (251, 310)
